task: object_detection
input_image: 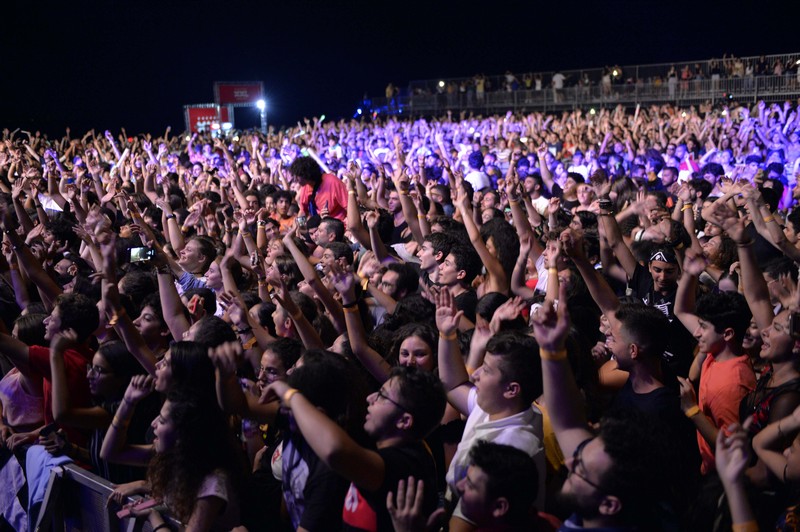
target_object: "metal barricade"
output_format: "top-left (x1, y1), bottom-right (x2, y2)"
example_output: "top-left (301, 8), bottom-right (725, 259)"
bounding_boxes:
top-left (35, 464), bottom-right (182, 532)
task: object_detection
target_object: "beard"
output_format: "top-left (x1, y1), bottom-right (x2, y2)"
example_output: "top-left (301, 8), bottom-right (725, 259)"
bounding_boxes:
top-left (555, 489), bottom-right (601, 521)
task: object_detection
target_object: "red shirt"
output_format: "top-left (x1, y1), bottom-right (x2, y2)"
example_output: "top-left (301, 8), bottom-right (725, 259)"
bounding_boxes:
top-left (28, 344), bottom-right (94, 446)
top-left (297, 173), bottom-right (348, 221)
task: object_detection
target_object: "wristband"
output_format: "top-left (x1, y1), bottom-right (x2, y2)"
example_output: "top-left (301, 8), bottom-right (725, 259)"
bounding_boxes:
top-left (348, 191), bottom-right (356, 196)
top-left (165, 214), bottom-right (176, 220)
top-left (342, 301), bottom-right (359, 309)
top-left (736, 239), bottom-right (755, 248)
top-left (439, 331), bottom-right (458, 341)
top-left (236, 327), bottom-right (253, 334)
top-left (282, 388), bottom-right (300, 405)
top-left (684, 405), bottom-right (701, 418)
top-left (257, 220), bottom-right (267, 226)
top-left (342, 306), bottom-right (359, 314)
top-left (539, 347), bottom-right (567, 361)
top-left (153, 524), bottom-right (171, 532)
top-left (731, 521), bottom-right (759, 532)
top-left (634, 229), bottom-right (645, 242)
top-left (548, 267), bottom-right (558, 275)
top-left (681, 204), bottom-right (693, 212)
top-left (763, 215), bottom-right (774, 223)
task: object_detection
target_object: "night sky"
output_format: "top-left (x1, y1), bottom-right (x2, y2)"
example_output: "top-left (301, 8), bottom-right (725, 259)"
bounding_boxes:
top-left (2, 0), bottom-right (796, 136)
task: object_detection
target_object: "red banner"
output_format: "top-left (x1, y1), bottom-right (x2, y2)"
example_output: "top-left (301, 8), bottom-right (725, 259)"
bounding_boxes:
top-left (185, 106), bottom-right (220, 133)
top-left (214, 82), bottom-right (263, 106)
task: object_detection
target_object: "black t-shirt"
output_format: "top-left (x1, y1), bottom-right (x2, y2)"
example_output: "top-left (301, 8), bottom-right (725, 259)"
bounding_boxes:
top-left (454, 289), bottom-right (478, 324)
top-left (629, 263), bottom-right (697, 378)
top-left (342, 441), bottom-right (438, 532)
top-left (281, 435), bottom-right (349, 530)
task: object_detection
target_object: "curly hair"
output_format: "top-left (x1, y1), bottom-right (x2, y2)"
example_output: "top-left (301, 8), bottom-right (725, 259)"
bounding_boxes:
top-left (147, 394), bottom-right (243, 523)
top-left (55, 293), bottom-right (99, 343)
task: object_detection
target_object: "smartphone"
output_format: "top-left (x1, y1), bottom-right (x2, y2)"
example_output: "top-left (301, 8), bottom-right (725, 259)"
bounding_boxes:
top-left (297, 215), bottom-right (307, 228)
top-left (129, 247), bottom-right (155, 263)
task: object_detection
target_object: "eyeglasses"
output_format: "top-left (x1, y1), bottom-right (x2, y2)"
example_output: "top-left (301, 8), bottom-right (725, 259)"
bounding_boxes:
top-left (86, 364), bottom-right (111, 376)
top-left (570, 437), bottom-right (608, 493)
top-left (375, 388), bottom-right (407, 412)
top-left (258, 366), bottom-right (281, 377)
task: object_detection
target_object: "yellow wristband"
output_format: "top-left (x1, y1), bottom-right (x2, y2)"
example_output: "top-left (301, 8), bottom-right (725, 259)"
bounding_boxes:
top-left (681, 204), bottom-right (693, 212)
top-left (731, 521), bottom-right (759, 532)
top-left (548, 267), bottom-right (558, 275)
top-left (348, 191), bottom-right (356, 196)
top-left (763, 215), bottom-right (774, 223)
top-left (539, 347), bottom-right (567, 361)
top-left (439, 331), bottom-right (458, 341)
top-left (282, 388), bottom-right (300, 405)
top-left (684, 405), bottom-right (701, 418)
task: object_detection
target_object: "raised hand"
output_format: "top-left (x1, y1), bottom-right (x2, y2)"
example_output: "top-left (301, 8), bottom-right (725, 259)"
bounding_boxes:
top-left (715, 422), bottom-right (750, 488)
top-left (530, 282), bottom-right (570, 351)
top-left (123, 375), bottom-right (155, 405)
top-left (433, 287), bottom-right (463, 336)
top-left (489, 296), bottom-right (527, 333)
top-left (386, 477), bottom-right (443, 532)
top-left (50, 329), bottom-right (78, 354)
top-left (330, 260), bottom-right (356, 302)
top-left (683, 249), bottom-right (708, 277)
top-left (208, 341), bottom-right (243, 378)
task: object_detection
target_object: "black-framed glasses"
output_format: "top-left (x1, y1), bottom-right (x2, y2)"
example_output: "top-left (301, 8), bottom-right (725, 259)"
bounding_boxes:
top-left (570, 437), bottom-right (608, 493)
top-left (376, 388), bottom-right (407, 412)
top-left (86, 364), bottom-right (111, 376)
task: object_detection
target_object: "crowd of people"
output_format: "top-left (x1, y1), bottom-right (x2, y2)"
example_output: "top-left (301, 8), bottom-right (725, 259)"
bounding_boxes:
top-left (1, 96), bottom-right (800, 531)
top-left (403, 54), bottom-right (800, 108)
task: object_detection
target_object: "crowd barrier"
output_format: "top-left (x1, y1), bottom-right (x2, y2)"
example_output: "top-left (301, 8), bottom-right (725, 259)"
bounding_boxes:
top-left (34, 463), bottom-right (182, 532)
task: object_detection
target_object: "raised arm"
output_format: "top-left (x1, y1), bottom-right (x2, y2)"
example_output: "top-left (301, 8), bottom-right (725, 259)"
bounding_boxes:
top-left (99, 375), bottom-right (156, 466)
top-left (454, 181), bottom-right (508, 294)
top-left (49, 331), bottom-right (111, 429)
top-left (531, 282), bottom-right (593, 458)
top-left (434, 287), bottom-right (471, 416)
top-left (705, 202), bottom-right (773, 331)
top-left (331, 263), bottom-right (391, 383)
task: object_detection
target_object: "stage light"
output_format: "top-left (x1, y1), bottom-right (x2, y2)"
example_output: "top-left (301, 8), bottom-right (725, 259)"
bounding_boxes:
top-left (357, 108), bottom-right (362, 115)
top-left (612, 70), bottom-right (619, 77)
top-left (256, 99), bottom-right (266, 111)
top-left (221, 122), bottom-right (233, 131)
top-left (438, 80), bottom-right (445, 88)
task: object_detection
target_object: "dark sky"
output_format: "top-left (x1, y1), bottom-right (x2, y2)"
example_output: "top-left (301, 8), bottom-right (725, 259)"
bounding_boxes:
top-left (1, 0), bottom-right (795, 136)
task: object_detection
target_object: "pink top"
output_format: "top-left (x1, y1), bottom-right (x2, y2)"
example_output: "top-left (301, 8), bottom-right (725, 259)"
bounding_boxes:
top-left (0, 368), bottom-right (44, 429)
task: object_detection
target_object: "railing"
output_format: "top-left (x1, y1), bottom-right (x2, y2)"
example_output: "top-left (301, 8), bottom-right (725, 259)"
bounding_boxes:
top-left (371, 74), bottom-right (800, 116)
top-left (35, 463), bottom-right (182, 532)
top-left (370, 51), bottom-right (800, 116)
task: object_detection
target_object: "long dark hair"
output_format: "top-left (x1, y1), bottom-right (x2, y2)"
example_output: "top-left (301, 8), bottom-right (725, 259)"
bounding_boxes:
top-left (147, 393), bottom-right (244, 522)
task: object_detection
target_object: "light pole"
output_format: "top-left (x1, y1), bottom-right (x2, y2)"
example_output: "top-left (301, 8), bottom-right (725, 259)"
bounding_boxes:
top-left (256, 99), bottom-right (267, 134)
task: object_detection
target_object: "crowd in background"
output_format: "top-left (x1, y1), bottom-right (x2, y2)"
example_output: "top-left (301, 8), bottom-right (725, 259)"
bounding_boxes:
top-left (2, 96), bottom-right (800, 531)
